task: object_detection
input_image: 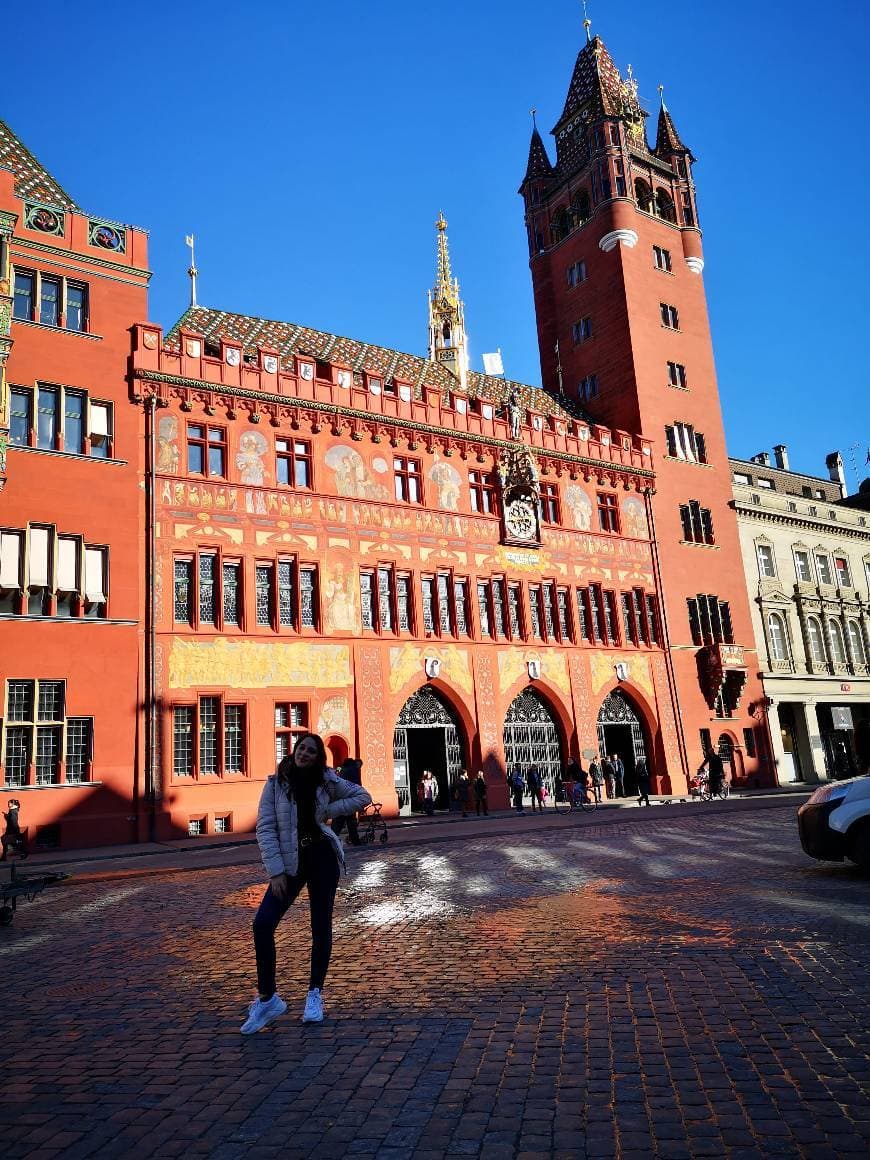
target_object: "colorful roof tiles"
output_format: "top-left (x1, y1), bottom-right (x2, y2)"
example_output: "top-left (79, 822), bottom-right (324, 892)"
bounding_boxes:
top-left (0, 118), bottom-right (80, 212)
top-left (166, 306), bottom-right (589, 422)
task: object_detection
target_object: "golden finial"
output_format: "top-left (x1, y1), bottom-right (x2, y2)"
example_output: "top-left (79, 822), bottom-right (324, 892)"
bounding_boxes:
top-left (436, 212), bottom-right (447, 232)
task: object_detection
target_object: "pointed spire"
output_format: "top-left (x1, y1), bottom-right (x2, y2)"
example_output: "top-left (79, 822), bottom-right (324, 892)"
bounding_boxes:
top-left (428, 215), bottom-right (468, 389)
top-left (434, 213), bottom-right (453, 297)
top-left (554, 35), bottom-right (625, 130)
top-left (521, 113), bottom-right (554, 187)
top-left (654, 97), bottom-right (690, 157)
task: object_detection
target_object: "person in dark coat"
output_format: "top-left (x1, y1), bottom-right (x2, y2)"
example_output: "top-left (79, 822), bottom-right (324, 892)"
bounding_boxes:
top-left (589, 757), bottom-right (604, 803)
top-left (602, 756), bottom-right (616, 800)
top-left (612, 754), bottom-right (625, 798)
top-left (509, 765), bottom-right (525, 814)
top-left (331, 758), bottom-right (363, 845)
top-left (563, 756), bottom-right (583, 804)
top-left (527, 765), bottom-right (545, 812)
top-left (473, 770), bottom-right (488, 816)
top-left (636, 758), bottom-right (652, 807)
top-left (702, 747), bottom-right (725, 795)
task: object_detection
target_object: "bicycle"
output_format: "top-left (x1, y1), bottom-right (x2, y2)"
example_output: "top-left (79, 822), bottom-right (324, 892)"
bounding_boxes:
top-left (555, 783), bottom-right (596, 814)
top-left (357, 802), bottom-right (389, 845)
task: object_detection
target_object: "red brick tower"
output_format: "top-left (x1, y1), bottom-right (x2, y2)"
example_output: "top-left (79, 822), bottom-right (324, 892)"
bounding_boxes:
top-left (520, 26), bottom-right (767, 787)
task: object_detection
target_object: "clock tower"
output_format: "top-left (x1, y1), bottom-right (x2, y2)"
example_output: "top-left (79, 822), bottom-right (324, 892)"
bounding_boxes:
top-left (519, 21), bottom-right (769, 786)
top-left (427, 214), bottom-right (468, 390)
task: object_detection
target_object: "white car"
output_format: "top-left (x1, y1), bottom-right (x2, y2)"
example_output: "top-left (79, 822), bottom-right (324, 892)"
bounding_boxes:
top-left (798, 777), bottom-right (870, 870)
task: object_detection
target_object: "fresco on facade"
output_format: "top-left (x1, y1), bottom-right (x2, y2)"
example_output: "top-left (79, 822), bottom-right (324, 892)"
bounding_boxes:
top-left (324, 444), bottom-right (389, 500)
top-left (497, 649), bottom-right (570, 697)
top-left (428, 453), bottom-right (461, 511)
top-left (564, 484), bottom-right (593, 530)
top-left (589, 652), bottom-right (653, 699)
top-left (236, 430), bottom-right (269, 485)
top-left (317, 695), bottom-right (351, 738)
top-left (169, 638), bottom-right (353, 689)
top-left (621, 494), bottom-right (649, 539)
top-left (388, 645), bottom-right (473, 696)
top-left (156, 415), bottom-right (180, 473)
top-left (323, 561), bottom-right (360, 632)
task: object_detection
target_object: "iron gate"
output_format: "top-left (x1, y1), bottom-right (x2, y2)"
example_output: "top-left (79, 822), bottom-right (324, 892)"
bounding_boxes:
top-left (393, 685), bottom-right (463, 814)
top-left (503, 688), bottom-right (562, 799)
top-left (597, 690), bottom-right (646, 764)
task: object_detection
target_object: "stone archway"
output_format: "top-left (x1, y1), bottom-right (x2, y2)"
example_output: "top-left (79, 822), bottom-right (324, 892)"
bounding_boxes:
top-left (597, 689), bottom-right (650, 795)
top-left (392, 684), bottom-right (464, 816)
top-left (502, 687), bottom-right (563, 800)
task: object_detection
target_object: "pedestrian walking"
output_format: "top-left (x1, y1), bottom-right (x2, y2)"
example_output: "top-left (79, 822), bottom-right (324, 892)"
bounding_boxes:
top-left (589, 756), bottom-right (604, 804)
top-left (331, 757), bottom-right (363, 846)
top-left (527, 765), bottom-right (545, 812)
top-left (456, 769), bottom-right (472, 818)
top-left (603, 755), bottom-right (616, 800)
top-left (510, 765), bottom-right (526, 814)
top-left (1, 798), bottom-right (22, 860)
top-left (419, 770), bottom-right (438, 816)
top-left (473, 770), bottom-right (488, 816)
top-left (636, 757), bottom-right (652, 807)
top-left (612, 753), bottom-right (625, 797)
top-left (700, 746), bottom-right (725, 796)
top-left (241, 732), bottom-right (371, 1034)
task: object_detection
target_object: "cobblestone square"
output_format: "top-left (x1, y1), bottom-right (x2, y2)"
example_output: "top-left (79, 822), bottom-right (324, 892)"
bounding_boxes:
top-left (1, 805), bottom-right (868, 1158)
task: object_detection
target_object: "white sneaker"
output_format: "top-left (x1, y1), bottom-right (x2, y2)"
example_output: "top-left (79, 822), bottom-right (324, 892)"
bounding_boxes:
top-left (240, 993), bottom-right (287, 1034)
top-left (302, 988), bottom-right (324, 1024)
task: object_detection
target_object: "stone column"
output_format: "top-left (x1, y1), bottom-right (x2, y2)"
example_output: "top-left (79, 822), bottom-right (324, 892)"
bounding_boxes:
top-left (793, 699), bottom-right (826, 784)
top-left (766, 700), bottom-right (793, 786)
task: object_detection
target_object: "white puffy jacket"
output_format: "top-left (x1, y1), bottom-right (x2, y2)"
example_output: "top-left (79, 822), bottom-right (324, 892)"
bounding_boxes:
top-left (255, 768), bottom-right (372, 878)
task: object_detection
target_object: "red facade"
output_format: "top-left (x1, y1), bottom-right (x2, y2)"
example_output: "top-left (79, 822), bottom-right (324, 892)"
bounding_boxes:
top-left (0, 29), bottom-right (768, 850)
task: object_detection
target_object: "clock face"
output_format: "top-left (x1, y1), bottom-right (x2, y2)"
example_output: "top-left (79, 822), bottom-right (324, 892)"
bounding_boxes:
top-left (505, 498), bottom-right (537, 540)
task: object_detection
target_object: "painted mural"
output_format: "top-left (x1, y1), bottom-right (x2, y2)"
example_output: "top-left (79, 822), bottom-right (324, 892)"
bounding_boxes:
top-left (388, 644), bottom-right (473, 697)
top-left (428, 453), bottom-right (461, 511)
top-left (621, 494), bottom-right (649, 539)
top-left (497, 649), bottom-right (570, 697)
top-left (156, 414), bottom-right (180, 473)
top-left (317, 694), bottom-right (351, 738)
top-left (564, 484), bottom-right (593, 530)
top-left (169, 638), bottom-right (353, 690)
top-left (322, 561), bottom-right (360, 633)
top-left (235, 430), bottom-right (269, 485)
top-left (588, 651), bottom-right (653, 700)
top-left (324, 444), bottom-right (389, 500)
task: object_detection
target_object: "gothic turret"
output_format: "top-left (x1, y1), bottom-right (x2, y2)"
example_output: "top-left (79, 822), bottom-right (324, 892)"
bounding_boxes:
top-left (427, 214), bottom-right (468, 390)
top-left (653, 97), bottom-right (693, 162)
top-left (520, 125), bottom-right (554, 189)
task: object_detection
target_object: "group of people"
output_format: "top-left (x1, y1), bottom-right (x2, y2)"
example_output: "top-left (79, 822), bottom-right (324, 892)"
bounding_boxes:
top-left (503, 753), bottom-right (652, 812)
top-left (418, 769), bottom-right (489, 817)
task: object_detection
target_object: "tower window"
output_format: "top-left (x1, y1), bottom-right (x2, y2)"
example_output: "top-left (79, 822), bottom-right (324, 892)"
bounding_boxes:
top-left (660, 303), bottom-right (680, 330)
top-left (667, 361), bottom-right (687, 388)
top-left (578, 374), bottom-right (598, 402)
top-left (680, 501), bottom-right (714, 545)
top-left (653, 246), bottom-right (672, 272)
top-left (609, 123), bottom-right (621, 146)
top-left (571, 317), bottom-right (592, 344)
top-left (665, 423), bottom-right (707, 464)
top-left (566, 260), bottom-right (587, 287)
top-left (571, 190), bottom-right (591, 226)
top-left (634, 178), bottom-right (654, 214)
top-left (654, 189), bottom-right (676, 223)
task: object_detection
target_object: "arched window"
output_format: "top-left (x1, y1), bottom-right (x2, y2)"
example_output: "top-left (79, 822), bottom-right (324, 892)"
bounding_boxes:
top-left (717, 733), bottom-right (735, 775)
top-left (655, 188), bottom-right (676, 222)
top-left (634, 178), bottom-right (653, 213)
top-left (571, 189), bottom-right (591, 226)
top-left (441, 321), bottom-right (452, 347)
top-left (767, 612), bottom-right (789, 661)
top-left (847, 620), bottom-right (866, 665)
top-left (551, 206), bottom-right (572, 243)
top-left (828, 618), bottom-right (847, 665)
top-left (806, 616), bottom-right (826, 663)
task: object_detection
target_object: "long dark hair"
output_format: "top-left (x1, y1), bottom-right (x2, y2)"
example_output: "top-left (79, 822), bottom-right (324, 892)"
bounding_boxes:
top-left (277, 732), bottom-right (329, 793)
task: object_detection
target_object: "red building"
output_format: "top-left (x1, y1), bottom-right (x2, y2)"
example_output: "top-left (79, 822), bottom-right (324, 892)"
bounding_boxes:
top-left (0, 122), bottom-right (150, 848)
top-left (0, 24), bottom-right (768, 850)
top-left (520, 29), bottom-right (767, 785)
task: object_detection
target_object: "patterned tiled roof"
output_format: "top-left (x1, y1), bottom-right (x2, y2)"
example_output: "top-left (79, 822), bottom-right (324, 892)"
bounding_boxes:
top-left (0, 118), bottom-right (80, 212)
top-left (654, 104), bottom-right (690, 158)
top-left (555, 36), bottom-right (624, 128)
top-left (166, 306), bottom-right (589, 422)
top-left (520, 127), bottom-right (554, 188)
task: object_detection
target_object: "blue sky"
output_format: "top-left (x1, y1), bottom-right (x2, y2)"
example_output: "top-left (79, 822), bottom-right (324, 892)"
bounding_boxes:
top-left (6, 1), bottom-right (868, 484)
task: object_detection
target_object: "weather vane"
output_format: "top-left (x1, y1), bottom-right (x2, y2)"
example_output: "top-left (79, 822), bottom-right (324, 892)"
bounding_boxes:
top-left (530, 107), bottom-right (537, 129)
top-left (185, 233), bottom-right (198, 309)
top-left (582, 0), bottom-right (592, 41)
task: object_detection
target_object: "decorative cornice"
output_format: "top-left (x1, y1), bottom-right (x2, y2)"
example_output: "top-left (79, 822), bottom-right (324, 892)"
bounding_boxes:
top-left (599, 229), bottom-right (638, 253)
top-left (732, 500), bottom-right (870, 541)
top-left (132, 369), bottom-right (655, 482)
top-left (685, 256), bottom-right (704, 274)
top-left (10, 236), bottom-right (151, 280)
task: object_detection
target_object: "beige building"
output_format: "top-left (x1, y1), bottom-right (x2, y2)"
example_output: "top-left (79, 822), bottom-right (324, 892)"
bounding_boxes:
top-left (731, 447), bottom-right (870, 784)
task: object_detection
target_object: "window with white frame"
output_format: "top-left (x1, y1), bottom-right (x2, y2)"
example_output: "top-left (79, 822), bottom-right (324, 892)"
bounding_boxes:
top-left (834, 556), bottom-right (852, 587)
top-left (12, 268), bottom-right (89, 332)
top-left (827, 618), bottom-right (847, 665)
top-left (794, 549), bottom-right (813, 584)
top-left (1, 679), bottom-right (92, 788)
top-left (275, 702), bottom-right (308, 765)
top-left (665, 423), bottom-right (707, 464)
top-left (815, 554), bottom-right (834, 586)
top-left (805, 616), bottom-right (826, 664)
top-left (767, 612), bottom-right (789, 661)
top-left (7, 384), bottom-right (111, 456)
top-left (756, 544), bottom-right (776, 578)
top-left (847, 620), bottom-right (866, 665)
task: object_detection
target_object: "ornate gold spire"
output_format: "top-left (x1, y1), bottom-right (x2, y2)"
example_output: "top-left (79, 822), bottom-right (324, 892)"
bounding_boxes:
top-left (428, 214), bottom-right (468, 390)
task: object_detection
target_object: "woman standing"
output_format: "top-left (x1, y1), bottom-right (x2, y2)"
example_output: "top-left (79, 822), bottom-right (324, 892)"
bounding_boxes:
top-left (419, 769), bottom-right (437, 816)
top-left (473, 771), bottom-right (488, 816)
top-left (241, 733), bottom-right (371, 1034)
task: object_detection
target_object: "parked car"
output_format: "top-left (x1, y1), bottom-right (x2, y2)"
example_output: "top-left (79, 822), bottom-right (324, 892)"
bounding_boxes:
top-left (798, 777), bottom-right (870, 870)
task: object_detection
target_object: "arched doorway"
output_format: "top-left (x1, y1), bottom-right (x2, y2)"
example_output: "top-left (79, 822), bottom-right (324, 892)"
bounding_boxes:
top-left (597, 690), bottom-right (649, 795)
top-left (393, 685), bottom-right (464, 815)
top-left (503, 687), bottom-right (563, 800)
top-left (718, 733), bottom-right (735, 780)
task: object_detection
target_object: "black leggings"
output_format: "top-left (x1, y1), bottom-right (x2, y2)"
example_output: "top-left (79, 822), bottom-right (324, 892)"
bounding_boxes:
top-left (252, 840), bottom-right (340, 998)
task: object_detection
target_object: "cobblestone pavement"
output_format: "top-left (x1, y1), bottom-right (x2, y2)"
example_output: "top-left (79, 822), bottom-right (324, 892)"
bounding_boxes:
top-left (2, 807), bottom-right (868, 1159)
